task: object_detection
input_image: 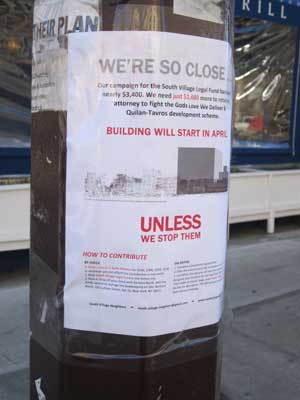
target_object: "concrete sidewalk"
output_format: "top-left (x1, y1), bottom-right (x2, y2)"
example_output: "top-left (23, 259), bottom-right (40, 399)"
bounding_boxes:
top-left (0, 224), bottom-right (300, 399)
top-left (222, 224), bottom-right (300, 400)
top-left (0, 267), bottom-right (29, 400)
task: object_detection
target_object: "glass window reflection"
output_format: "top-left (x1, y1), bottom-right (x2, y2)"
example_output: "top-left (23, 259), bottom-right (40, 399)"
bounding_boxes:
top-left (0, 0), bottom-right (32, 149)
top-left (234, 18), bottom-right (297, 149)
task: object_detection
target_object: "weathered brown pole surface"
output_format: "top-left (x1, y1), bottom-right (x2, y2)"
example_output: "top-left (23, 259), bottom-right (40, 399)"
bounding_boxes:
top-left (30, 1), bottom-right (234, 399)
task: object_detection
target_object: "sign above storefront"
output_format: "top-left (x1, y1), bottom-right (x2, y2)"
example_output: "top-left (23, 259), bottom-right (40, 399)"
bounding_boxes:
top-left (235, 0), bottom-right (300, 26)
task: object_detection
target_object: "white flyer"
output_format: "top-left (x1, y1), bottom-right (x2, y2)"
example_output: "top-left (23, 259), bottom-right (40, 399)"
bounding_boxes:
top-left (64, 31), bottom-right (233, 337)
top-left (32, 0), bottom-right (101, 112)
top-left (174, 0), bottom-right (224, 24)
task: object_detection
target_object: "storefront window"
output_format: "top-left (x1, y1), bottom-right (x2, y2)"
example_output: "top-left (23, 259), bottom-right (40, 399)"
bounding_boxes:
top-left (234, 18), bottom-right (297, 149)
top-left (0, 0), bottom-right (32, 149)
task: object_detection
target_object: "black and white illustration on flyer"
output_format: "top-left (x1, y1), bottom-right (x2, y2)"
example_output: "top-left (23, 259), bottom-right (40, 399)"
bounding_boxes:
top-left (85, 147), bottom-right (229, 199)
top-left (64, 31), bottom-right (232, 337)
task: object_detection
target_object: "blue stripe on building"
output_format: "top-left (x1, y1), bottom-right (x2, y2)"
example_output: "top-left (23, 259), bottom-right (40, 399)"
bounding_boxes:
top-left (236, 0), bottom-right (300, 26)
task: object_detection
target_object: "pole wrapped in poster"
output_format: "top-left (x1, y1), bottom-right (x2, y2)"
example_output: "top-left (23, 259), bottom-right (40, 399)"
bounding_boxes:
top-left (30, 1), bottom-right (234, 399)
